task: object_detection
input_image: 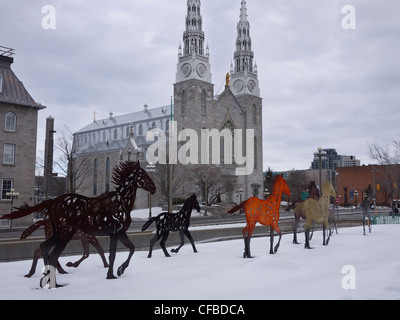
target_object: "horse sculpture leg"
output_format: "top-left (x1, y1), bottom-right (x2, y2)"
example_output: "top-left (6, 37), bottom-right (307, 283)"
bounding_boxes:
top-left (116, 232), bottom-right (135, 277)
top-left (148, 234), bottom-right (161, 258)
top-left (171, 230), bottom-right (185, 254)
top-left (107, 234), bottom-right (118, 279)
top-left (184, 229), bottom-right (198, 253)
top-left (293, 219), bottom-right (300, 244)
top-left (67, 234), bottom-right (90, 268)
top-left (242, 224), bottom-right (255, 258)
top-left (304, 229), bottom-right (312, 249)
top-left (271, 226), bottom-right (282, 254)
top-left (160, 231), bottom-right (171, 258)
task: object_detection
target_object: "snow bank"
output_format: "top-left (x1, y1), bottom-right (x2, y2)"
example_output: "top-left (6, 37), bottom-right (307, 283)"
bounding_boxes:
top-left (0, 225), bottom-right (399, 300)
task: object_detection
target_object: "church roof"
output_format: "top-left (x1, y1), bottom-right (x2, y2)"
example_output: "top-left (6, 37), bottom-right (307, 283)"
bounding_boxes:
top-left (76, 105), bottom-right (171, 134)
top-left (0, 49), bottom-right (46, 109)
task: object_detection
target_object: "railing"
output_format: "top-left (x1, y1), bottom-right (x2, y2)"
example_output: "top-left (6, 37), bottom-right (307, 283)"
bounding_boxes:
top-left (0, 46), bottom-right (15, 58)
top-left (371, 215), bottom-right (400, 225)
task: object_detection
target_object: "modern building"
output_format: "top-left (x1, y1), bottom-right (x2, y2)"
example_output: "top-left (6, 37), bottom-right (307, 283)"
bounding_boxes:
top-left (73, 1), bottom-right (264, 208)
top-left (311, 148), bottom-right (360, 170)
top-left (0, 46), bottom-right (46, 227)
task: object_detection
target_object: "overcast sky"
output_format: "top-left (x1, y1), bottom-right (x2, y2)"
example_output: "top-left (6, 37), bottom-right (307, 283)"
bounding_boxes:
top-left (1, 0), bottom-right (399, 172)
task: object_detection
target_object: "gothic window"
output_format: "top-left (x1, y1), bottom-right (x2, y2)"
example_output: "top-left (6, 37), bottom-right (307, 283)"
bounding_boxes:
top-left (139, 124), bottom-right (144, 136)
top-left (252, 104), bottom-right (257, 125)
top-left (221, 121), bottom-right (234, 167)
top-left (181, 90), bottom-right (187, 114)
top-left (105, 157), bottom-right (111, 192)
top-left (0, 74), bottom-right (3, 93)
top-left (166, 120), bottom-right (170, 132)
top-left (113, 129), bottom-right (118, 140)
top-left (152, 122), bottom-right (156, 129)
top-left (93, 159), bottom-right (98, 196)
top-left (201, 90), bottom-right (207, 115)
top-left (126, 126), bottom-right (130, 138)
top-left (5, 112), bottom-right (16, 132)
top-left (254, 137), bottom-right (258, 171)
top-left (103, 131), bottom-right (106, 142)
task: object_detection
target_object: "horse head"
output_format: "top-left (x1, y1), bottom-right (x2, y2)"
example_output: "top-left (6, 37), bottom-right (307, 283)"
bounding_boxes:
top-left (188, 194), bottom-right (201, 213)
top-left (276, 175), bottom-right (291, 197)
top-left (113, 161), bottom-right (156, 195)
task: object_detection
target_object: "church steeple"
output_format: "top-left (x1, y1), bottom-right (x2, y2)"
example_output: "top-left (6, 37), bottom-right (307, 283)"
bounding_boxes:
top-left (230, 0), bottom-right (260, 97)
top-left (176, 0), bottom-right (212, 84)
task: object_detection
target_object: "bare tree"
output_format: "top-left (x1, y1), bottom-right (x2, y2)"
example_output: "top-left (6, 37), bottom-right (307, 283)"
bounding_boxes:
top-left (190, 165), bottom-right (238, 206)
top-left (369, 141), bottom-right (400, 206)
top-left (55, 126), bottom-right (91, 193)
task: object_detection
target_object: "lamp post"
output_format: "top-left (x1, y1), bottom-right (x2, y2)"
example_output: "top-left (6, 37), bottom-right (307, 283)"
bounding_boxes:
top-left (146, 163), bottom-right (156, 219)
top-left (314, 147), bottom-right (327, 191)
top-left (5, 188), bottom-right (19, 230)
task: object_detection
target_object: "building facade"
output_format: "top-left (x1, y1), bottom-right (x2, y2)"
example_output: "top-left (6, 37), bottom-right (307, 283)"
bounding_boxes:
top-left (0, 47), bottom-right (45, 227)
top-left (311, 148), bottom-right (360, 170)
top-left (73, 1), bottom-right (264, 208)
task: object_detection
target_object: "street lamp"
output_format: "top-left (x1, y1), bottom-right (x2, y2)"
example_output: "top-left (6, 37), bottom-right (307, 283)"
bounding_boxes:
top-left (146, 163), bottom-right (156, 218)
top-left (314, 147), bottom-right (327, 191)
top-left (5, 188), bottom-right (19, 230)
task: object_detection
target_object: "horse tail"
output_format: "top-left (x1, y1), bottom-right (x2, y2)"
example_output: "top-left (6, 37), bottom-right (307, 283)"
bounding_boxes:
top-left (142, 217), bottom-right (158, 232)
top-left (227, 202), bottom-right (245, 215)
top-left (20, 220), bottom-right (47, 240)
top-left (0, 201), bottom-right (50, 221)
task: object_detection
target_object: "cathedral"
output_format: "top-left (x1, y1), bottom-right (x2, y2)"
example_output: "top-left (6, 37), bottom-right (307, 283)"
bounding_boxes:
top-left (73, 0), bottom-right (264, 210)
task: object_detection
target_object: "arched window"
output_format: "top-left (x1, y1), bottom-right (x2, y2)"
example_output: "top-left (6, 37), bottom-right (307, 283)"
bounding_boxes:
top-left (103, 131), bottom-right (106, 142)
top-left (201, 90), bottom-right (207, 115)
top-left (139, 124), bottom-right (144, 136)
top-left (0, 74), bottom-right (4, 93)
top-left (252, 104), bottom-right (257, 125)
top-left (113, 129), bottom-right (118, 140)
top-left (105, 157), bottom-right (111, 192)
top-left (152, 122), bottom-right (156, 130)
top-left (5, 112), bottom-right (16, 132)
top-left (181, 90), bottom-right (187, 114)
top-left (166, 120), bottom-right (170, 132)
top-left (221, 121), bottom-right (234, 167)
top-left (93, 159), bottom-right (98, 196)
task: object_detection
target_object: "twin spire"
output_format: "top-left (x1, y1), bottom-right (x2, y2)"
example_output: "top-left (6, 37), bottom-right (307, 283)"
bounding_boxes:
top-left (178, 0), bottom-right (259, 96)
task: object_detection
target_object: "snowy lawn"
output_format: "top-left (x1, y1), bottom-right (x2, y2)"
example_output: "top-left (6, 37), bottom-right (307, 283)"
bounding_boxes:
top-left (0, 225), bottom-right (399, 300)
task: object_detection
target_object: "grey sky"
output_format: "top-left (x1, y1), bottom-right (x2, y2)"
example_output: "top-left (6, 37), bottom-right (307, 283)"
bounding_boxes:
top-left (1, 0), bottom-right (399, 172)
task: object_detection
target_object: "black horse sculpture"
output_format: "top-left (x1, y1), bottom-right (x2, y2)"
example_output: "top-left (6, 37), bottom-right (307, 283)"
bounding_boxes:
top-left (361, 185), bottom-right (373, 235)
top-left (142, 194), bottom-right (200, 258)
top-left (1, 161), bottom-right (156, 282)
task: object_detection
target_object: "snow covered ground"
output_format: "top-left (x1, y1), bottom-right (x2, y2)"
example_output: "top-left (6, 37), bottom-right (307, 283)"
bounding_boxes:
top-left (0, 225), bottom-right (399, 300)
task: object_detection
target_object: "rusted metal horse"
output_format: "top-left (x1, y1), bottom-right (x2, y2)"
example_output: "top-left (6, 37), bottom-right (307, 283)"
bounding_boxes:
top-left (1, 161), bottom-right (156, 282)
top-left (227, 175), bottom-right (291, 258)
top-left (142, 194), bottom-right (200, 258)
top-left (295, 181), bottom-right (336, 249)
top-left (21, 219), bottom-right (109, 278)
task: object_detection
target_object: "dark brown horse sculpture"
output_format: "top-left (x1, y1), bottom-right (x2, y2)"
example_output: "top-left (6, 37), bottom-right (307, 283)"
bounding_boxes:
top-left (1, 161), bottom-right (156, 282)
top-left (21, 219), bottom-right (109, 278)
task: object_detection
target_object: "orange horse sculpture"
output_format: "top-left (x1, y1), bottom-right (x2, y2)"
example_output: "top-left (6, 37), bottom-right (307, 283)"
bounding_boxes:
top-left (227, 175), bottom-right (290, 258)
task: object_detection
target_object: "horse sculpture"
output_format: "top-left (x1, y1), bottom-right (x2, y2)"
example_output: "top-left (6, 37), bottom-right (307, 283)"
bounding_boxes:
top-left (1, 161), bottom-right (156, 282)
top-left (290, 181), bottom-right (320, 244)
top-left (361, 185), bottom-right (373, 235)
top-left (295, 181), bottom-right (336, 249)
top-left (227, 175), bottom-right (290, 258)
top-left (142, 194), bottom-right (200, 258)
top-left (21, 219), bottom-right (109, 278)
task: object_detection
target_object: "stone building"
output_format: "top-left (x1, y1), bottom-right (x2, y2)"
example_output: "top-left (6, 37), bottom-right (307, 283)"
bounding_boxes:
top-left (73, 0), bottom-right (264, 208)
top-left (0, 46), bottom-right (46, 227)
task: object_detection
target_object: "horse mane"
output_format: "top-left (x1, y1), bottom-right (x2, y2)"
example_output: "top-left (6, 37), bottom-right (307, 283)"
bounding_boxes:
top-left (112, 161), bottom-right (140, 187)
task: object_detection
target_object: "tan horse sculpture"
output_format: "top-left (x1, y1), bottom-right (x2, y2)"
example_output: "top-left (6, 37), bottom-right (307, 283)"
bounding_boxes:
top-left (295, 181), bottom-right (336, 249)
